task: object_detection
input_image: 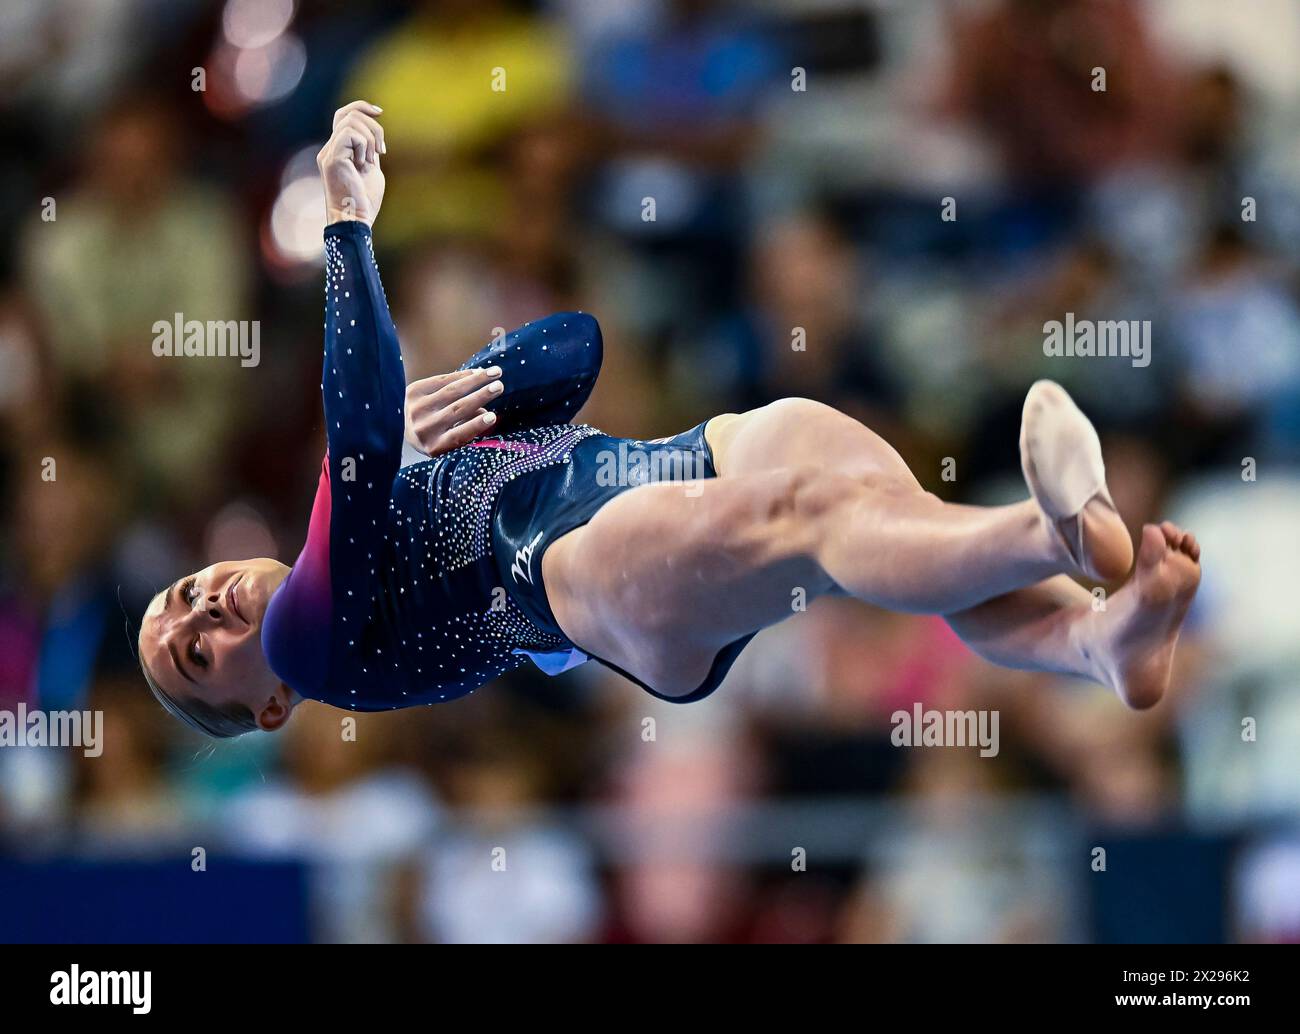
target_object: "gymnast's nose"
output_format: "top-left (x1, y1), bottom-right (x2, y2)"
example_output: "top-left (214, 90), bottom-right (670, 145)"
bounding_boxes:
top-left (190, 589), bottom-right (226, 627)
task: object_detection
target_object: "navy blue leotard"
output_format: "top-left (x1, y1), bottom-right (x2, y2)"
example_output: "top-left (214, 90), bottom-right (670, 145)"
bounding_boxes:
top-left (260, 221), bottom-right (752, 711)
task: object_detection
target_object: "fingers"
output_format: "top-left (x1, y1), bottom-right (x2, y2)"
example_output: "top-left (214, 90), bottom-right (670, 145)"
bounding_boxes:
top-left (437, 410), bottom-right (498, 452)
top-left (343, 121), bottom-right (379, 167)
top-left (339, 127), bottom-right (371, 170)
top-left (318, 126), bottom-right (375, 173)
top-left (405, 367), bottom-right (505, 456)
top-left (409, 374), bottom-right (503, 430)
top-left (324, 102), bottom-right (386, 167)
top-left (333, 100), bottom-right (384, 136)
top-left (408, 408), bottom-right (497, 457)
top-left (405, 367), bottom-right (490, 398)
top-left (406, 367), bottom-right (502, 409)
top-left (425, 366), bottom-right (504, 409)
top-left (348, 110), bottom-right (384, 159)
top-left (344, 105), bottom-right (385, 157)
top-left (447, 377), bottom-right (505, 415)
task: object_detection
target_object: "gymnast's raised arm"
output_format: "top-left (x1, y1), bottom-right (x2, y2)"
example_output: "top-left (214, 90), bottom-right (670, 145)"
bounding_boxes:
top-left (317, 101), bottom-right (578, 459)
top-left (316, 100), bottom-right (404, 483)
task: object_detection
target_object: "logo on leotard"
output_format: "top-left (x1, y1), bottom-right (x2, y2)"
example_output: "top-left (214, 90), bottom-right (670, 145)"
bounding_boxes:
top-left (511, 531), bottom-right (545, 586)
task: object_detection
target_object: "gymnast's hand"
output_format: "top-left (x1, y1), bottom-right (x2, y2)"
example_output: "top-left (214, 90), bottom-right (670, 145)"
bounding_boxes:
top-left (317, 100), bottom-right (386, 225)
top-left (404, 366), bottom-right (506, 457)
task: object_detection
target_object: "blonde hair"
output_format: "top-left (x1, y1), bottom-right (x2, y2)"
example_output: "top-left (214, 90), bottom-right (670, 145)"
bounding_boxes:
top-left (139, 654), bottom-right (258, 739)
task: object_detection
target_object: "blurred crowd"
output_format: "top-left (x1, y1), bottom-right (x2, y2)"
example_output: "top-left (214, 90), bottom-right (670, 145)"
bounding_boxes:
top-left (2, 0), bottom-right (1300, 943)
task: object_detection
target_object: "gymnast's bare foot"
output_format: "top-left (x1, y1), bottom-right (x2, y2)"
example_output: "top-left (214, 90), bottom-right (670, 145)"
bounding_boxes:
top-left (1086, 522), bottom-right (1202, 709)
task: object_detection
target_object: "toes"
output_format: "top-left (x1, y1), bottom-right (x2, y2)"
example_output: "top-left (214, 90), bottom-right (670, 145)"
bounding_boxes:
top-left (1138, 523), bottom-right (1166, 566)
top-left (1151, 520), bottom-right (1201, 562)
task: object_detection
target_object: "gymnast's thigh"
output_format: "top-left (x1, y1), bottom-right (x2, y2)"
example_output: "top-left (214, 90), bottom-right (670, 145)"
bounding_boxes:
top-left (541, 471), bottom-right (831, 696)
top-left (705, 397), bottom-right (921, 489)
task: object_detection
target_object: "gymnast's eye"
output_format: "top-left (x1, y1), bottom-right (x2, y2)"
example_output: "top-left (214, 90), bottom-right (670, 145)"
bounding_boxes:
top-left (182, 577), bottom-right (200, 607)
top-left (190, 637), bottom-right (208, 670)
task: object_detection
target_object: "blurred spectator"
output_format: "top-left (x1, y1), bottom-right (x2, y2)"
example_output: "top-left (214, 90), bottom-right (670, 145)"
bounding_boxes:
top-left (0, 0), bottom-right (143, 131)
top-left (0, 437), bottom-right (131, 712)
top-left (1167, 225), bottom-right (1300, 465)
top-left (20, 93), bottom-right (248, 510)
top-left (344, 0), bottom-right (574, 243)
top-left (72, 678), bottom-right (190, 850)
top-left (841, 750), bottom-right (1074, 943)
top-left (0, 281), bottom-right (53, 441)
top-left (604, 717), bottom-right (758, 943)
top-left (411, 738), bottom-right (602, 943)
top-left (1234, 832), bottom-right (1300, 943)
top-left (579, 0), bottom-right (782, 330)
top-left (679, 210), bottom-right (904, 430)
top-left (220, 705), bottom-right (442, 943)
top-left (945, 0), bottom-right (1180, 188)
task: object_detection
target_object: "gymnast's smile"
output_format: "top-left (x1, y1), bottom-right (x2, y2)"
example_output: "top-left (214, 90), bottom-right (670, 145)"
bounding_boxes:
top-left (139, 558), bottom-right (292, 737)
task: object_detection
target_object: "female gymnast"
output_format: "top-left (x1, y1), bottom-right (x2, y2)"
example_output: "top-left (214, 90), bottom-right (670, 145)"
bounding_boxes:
top-left (139, 102), bottom-right (1202, 737)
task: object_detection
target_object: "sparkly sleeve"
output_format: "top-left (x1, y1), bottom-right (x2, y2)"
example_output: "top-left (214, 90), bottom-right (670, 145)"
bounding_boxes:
top-left (319, 221), bottom-right (405, 675)
top-left (456, 312), bottom-right (603, 436)
top-left (322, 220), bottom-right (406, 486)
top-left (262, 223), bottom-right (403, 696)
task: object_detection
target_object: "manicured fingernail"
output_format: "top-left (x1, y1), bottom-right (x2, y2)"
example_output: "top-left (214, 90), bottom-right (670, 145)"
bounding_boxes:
top-left (380, 142), bottom-right (387, 154)
top-left (485, 366), bottom-right (502, 377)
top-left (489, 381), bottom-right (504, 393)
top-left (483, 412), bottom-right (497, 424)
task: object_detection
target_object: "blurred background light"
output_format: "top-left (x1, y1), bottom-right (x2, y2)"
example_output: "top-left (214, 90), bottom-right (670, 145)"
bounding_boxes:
top-left (266, 149), bottom-right (328, 269)
top-left (222, 0), bottom-right (296, 51)
top-left (233, 33), bottom-right (307, 107)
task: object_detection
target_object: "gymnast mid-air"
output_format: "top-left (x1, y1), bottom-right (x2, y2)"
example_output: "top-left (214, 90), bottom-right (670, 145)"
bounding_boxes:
top-left (139, 102), bottom-right (1202, 737)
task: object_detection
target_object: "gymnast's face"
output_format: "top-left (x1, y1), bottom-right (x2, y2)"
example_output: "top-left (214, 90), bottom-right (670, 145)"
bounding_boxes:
top-left (140, 559), bottom-right (292, 731)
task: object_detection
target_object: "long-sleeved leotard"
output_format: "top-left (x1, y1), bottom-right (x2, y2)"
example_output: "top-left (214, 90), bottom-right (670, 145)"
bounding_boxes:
top-left (260, 220), bottom-right (606, 710)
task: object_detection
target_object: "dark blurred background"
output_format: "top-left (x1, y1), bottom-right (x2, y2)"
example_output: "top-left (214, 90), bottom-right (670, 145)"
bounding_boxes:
top-left (1, 0), bottom-right (1299, 943)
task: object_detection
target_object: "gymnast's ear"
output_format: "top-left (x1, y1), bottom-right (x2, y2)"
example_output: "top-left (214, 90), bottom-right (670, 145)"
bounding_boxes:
top-left (256, 687), bottom-right (295, 733)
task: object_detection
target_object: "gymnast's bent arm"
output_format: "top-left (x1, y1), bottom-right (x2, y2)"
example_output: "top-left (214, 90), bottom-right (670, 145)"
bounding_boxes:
top-left (453, 312), bottom-right (603, 435)
top-left (403, 314), bottom-right (605, 454)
